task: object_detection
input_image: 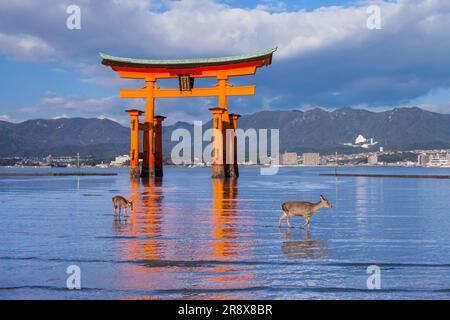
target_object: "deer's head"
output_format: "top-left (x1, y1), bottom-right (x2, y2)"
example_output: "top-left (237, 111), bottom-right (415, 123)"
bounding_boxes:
top-left (320, 195), bottom-right (333, 208)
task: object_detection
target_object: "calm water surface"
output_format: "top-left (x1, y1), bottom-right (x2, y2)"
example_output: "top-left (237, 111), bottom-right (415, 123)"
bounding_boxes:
top-left (0, 166), bottom-right (449, 299)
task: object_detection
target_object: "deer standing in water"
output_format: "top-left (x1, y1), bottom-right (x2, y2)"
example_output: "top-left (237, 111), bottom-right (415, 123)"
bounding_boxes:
top-left (112, 195), bottom-right (133, 219)
top-left (279, 195), bottom-right (333, 228)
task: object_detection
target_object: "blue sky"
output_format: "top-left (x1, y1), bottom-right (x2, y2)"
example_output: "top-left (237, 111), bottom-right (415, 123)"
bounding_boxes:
top-left (0, 0), bottom-right (449, 124)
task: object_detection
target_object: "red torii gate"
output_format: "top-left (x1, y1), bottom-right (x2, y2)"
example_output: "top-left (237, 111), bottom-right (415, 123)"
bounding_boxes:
top-left (100, 48), bottom-right (276, 179)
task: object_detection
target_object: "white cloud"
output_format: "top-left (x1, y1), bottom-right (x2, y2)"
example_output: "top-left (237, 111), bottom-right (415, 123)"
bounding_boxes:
top-left (51, 114), bottom-right (68, 119)
top-left (97, 114), bottom-right (128, 126)
top-left (0, 114), bottom-right (12, 122)
top-left (0, 0), bottom-right (391, 61)
top-left (0, 32), bottom-right (55, 61)
top-left (404, 103), bottom-right (450, 114)
top-left (0, 0), bottom-right (448, 64)
top-left (20, 94), bottom-right (118, 114)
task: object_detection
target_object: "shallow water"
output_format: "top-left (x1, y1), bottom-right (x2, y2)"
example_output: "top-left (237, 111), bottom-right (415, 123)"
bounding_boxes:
top-left (0, 166), bottom-right (449, 299)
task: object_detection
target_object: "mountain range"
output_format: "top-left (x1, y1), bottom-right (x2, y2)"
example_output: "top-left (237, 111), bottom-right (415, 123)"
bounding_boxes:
top-left (1, 107), bottom-right (450, 159)
top-left (0, 118), bottom-right (129, 159)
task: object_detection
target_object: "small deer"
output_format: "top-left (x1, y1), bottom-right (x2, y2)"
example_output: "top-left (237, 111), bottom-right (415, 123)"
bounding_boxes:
top-left (112, 195), bottom-right (133, 219)
top-left (279, 195), bottom-right (333, 228)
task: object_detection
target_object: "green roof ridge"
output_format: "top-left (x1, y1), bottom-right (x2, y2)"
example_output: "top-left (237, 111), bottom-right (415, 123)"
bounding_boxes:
top-left (99, 47), bottom-right (277, 65)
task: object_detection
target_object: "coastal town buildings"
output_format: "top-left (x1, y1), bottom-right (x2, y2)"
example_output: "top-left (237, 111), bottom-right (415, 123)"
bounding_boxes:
top-left (280, 152), bottom-right (298, 165)
top-left (418, 154), bottom-right (432, 166)
top-left (368, 154), bottom-right (378, 165)
top-left (110, 155), bottom-right (130, 167)
top-left (4, 149), bottom-right (450, 168)
top-left (303, 153), bottom-right (320, 166)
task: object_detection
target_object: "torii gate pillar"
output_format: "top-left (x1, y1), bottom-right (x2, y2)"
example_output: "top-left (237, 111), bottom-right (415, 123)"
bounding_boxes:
top-left (154, 115), bottom-right (166, 177)
top-left (126, 109), bottom-right (144, 179)
top-left (209, 108), bottom-right (226, 179)
top-left (228, 113), bottom-right (241, 179)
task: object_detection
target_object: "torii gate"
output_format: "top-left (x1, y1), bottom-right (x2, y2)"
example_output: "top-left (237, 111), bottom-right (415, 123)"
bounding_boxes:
top-left (100, 48), bottom-right (276, 179)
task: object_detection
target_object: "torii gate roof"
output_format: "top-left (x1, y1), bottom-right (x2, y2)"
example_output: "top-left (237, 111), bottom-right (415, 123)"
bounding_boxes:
top-left (100, 48), bottom-right (276, 69)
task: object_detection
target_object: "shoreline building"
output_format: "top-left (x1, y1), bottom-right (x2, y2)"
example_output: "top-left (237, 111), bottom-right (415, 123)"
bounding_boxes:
top-left (110, 155), bottom-right (130, 167)
top-left (418, 154), bottom-right (431, 166)
top-left (280, 152), bottom-right (298, 165)
top-left (303, 153), bottom-right (320, 166)
top-left (430, 153), bottom-right (450, 166)
top-left (368, 154), bottom-right (378, 165)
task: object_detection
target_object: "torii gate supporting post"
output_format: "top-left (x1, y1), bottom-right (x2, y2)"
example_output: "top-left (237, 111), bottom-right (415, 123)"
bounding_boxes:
top-left (209, 108), bottom-right (225, 179)
top-left (154, 115), bottom-right (166, 177)
top-left (228, 113), bottom-right (241, 179)
top-left (126, 109), bottom-right (144, 179)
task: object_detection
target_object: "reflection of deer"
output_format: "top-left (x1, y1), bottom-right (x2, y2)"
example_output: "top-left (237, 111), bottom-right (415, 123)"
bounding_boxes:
top-left (112, 195), bottom-right (133, 219)
top-left (279, 195), bottom-right (332, 228)
top-left (281, 229), bottom-right (329, 260)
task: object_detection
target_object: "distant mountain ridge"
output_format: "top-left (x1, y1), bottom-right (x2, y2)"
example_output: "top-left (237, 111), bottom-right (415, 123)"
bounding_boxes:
top-left (0, 117), bottom-right (129, 159)
top-left (1, 107), bottom-right (450, 159)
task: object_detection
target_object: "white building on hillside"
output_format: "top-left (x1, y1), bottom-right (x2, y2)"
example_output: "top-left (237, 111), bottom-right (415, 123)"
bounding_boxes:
top-left (343, 134), bottom-right (379, 149)
top-left (110, 155), bottom-right (130, 167)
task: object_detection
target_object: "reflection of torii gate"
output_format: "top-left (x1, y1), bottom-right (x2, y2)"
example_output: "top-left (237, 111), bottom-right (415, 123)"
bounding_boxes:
top-left (100, 48), bottom-right (276, 179)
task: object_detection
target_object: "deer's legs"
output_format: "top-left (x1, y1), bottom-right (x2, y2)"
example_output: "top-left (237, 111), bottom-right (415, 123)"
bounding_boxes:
top-left (299, 216), bottom-right (310, 229)
top-left (286, 216), bottom-right (293, 228)
top-left (305, 217), bottom-right (311, 228)
top-left (278, 212), bottom-right (287, 227)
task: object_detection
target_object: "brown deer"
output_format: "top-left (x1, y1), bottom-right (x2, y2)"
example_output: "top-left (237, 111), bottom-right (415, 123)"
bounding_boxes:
top-left (279, 195), bottom-right (332, 228)
top-left (112, 195), bottom-right (133, 219)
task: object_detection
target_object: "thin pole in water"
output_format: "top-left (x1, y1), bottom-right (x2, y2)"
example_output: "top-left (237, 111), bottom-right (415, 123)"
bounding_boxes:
top-left (335, 151), bottom-right (338, 175)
